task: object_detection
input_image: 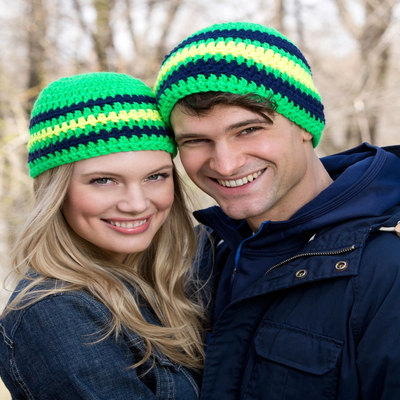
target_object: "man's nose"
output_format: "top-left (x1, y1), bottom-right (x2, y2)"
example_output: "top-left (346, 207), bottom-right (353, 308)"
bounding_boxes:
top-left (209, 141), bottom-right (245, 177)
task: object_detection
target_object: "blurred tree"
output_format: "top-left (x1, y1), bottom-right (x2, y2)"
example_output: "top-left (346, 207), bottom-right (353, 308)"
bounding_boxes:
top-left (26, 0), bottom-right (48, 113)
top-left (273, 0), bottom-right (285, 33)
top-left (72, 0), bottom-right (118, 70)
top-left (335, 0), bottom-right (397, 147)
top-left (123, 0), bottom-right (183, 81)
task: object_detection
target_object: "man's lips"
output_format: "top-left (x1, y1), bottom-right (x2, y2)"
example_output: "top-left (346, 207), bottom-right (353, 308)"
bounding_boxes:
top-left (216, 169), bottom-right (265, 188)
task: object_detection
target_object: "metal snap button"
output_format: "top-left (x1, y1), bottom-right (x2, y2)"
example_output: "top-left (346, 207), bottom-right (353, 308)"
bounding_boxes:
top-left (335, 261), bottom-right (348, 271)
top-left (295, 269), bottom-right (308, 279)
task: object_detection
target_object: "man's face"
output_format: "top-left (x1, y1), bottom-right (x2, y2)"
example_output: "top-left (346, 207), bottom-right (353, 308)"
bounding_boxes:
top-left (171, 104), bottom-right (315, 231)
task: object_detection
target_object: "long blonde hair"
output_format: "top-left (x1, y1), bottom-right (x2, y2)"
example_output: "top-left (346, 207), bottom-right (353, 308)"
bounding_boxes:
top-left (5, 161), bottom-right (207, 370)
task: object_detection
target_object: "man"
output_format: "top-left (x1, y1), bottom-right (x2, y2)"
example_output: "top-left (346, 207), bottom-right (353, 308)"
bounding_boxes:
top-left (154, 22), bottom-right (400, 399)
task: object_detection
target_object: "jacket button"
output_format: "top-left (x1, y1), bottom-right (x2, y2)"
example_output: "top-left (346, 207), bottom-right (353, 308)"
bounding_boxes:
top-left (295, 269), bottom-right (308, 279)
top-left (335, 261), bottom-right (348, 271)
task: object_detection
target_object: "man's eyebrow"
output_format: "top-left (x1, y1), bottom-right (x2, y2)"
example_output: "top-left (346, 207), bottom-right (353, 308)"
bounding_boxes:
top-left (226, 117), bottom-right (272, 131)
top-left (175, 117), bottom-right (272, 140)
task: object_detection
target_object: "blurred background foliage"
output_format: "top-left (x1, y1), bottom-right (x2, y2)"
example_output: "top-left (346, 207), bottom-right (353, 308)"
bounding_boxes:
top-left (0, 0), bottom-right (399, 305)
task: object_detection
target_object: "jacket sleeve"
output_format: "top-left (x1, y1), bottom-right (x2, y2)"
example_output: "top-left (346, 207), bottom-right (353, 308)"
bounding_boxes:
top-left (8, 292), bottom-right (157, 400)
top-left (355, 231), bottom-right (400, 399)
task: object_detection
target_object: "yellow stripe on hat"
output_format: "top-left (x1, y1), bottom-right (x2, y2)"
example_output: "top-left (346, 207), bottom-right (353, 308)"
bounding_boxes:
top-left (29, 109), bottom-right (162, 149)
top-left (156, 40), bottom-right (318, 94)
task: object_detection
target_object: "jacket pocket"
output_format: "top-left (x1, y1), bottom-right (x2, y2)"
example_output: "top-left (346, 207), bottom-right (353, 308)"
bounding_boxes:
top-left (243, 321), bottom-right (343, 400)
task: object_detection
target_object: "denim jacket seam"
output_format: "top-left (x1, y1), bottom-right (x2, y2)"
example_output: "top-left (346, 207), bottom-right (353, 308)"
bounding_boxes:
top-left (10, 358), bottom-right (35, 400)
top-left (164, 367), bottom-right (174, 399)
top-left (180, 367), bottom-right (200, 398)
top-left (1, 325), bottom-right (34, 398)
top-left (0, 323), bottom-right (13, 348)
top-left (153, 365), bottom-right (161, 398)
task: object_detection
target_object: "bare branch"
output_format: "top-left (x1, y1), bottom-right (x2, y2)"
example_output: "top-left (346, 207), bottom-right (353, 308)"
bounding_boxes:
top-left (334, 0), bottom-right (361, 39)
top-left (124, 0), bottom-right (141, 54)
top-left (154, 0), bottom-right (183, 62)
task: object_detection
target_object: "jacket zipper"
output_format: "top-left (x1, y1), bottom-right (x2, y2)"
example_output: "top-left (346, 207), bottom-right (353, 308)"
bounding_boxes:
top-left (264, 244), bottom-right (356, 276)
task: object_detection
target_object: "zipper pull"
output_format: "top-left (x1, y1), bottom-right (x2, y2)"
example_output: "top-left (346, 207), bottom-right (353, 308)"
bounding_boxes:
top-left (379, 222), bottom-right (400, 237)
top-left (231, 266), bottom-right (237, 284)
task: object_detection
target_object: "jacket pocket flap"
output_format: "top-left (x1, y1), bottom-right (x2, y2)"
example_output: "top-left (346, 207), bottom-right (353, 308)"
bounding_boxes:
top-left (254, 321), bottom-right (342, 375)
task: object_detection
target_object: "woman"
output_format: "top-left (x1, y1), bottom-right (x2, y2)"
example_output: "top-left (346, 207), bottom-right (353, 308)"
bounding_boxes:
top-left (0, 72), bottom-right (206, 399)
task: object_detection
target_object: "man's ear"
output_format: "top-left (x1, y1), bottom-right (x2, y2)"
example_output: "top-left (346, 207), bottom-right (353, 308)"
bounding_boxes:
top-left (302, 130), bottom-right (313, 142)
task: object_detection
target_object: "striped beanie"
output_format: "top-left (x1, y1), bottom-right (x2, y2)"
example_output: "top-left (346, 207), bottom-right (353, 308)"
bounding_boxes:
top-left (154, 22), bottom-right (325, 147)
top-left (28, 72), bottom-right (176, 178)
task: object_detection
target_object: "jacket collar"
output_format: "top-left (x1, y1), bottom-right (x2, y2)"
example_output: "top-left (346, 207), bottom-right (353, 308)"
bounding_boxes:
top-left (214, 208), bottom-right (400, 306)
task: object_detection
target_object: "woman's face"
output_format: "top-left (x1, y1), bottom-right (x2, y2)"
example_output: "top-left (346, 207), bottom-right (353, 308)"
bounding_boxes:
top-left (63, 151), bottom-right (174, 262)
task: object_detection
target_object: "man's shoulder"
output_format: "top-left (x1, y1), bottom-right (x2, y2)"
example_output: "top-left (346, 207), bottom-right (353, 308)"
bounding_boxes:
top-left (382, 144), bottom-right (400, 158)
top-left (334, 208), bottom-right (400, 288)
top-left (320, 204), bottom-right (400, 238)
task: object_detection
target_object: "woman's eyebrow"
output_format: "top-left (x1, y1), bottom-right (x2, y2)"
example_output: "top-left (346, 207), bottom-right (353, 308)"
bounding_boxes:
top-left (79, 164), bottom-right (173, 177)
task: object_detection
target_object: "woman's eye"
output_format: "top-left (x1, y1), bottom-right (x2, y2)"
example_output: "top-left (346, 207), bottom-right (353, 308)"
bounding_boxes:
top-left (146, 173), bottom-right (170, 181)
top-left (90, 177), bottom-right (114, 185)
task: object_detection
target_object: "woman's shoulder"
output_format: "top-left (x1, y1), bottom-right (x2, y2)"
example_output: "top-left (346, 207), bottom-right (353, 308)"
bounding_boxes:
top-left (1, 277), bottom-right (111, 338)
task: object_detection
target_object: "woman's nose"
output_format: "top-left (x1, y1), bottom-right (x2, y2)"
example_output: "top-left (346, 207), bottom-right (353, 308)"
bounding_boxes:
top-left (117, 186), bottom-right (148, 214)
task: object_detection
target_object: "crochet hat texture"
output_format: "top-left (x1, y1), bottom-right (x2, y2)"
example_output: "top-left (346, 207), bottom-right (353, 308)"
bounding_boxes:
top-left (28, 72), bottom-right (176, 178)
top-left (154, 22), bottom-right (325, 147)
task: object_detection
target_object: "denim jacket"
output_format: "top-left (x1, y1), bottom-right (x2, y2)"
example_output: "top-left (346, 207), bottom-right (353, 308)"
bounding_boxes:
top-left (0, 279), bottom-right (200, 399)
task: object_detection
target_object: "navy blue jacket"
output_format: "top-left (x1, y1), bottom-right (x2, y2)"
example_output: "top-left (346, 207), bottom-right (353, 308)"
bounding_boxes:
top-left (195, 143), bottom-right (400, 400)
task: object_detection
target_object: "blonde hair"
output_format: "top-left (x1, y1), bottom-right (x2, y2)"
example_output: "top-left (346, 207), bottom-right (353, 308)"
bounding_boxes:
top-left (5, 161), bottom-right (207, 370)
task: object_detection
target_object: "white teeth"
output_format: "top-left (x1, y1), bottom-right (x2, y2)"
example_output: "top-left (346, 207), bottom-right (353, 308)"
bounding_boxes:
top-left (217, 170), bottom-right (263, 188)
top-left (109, 219), bottom-right (147, 228)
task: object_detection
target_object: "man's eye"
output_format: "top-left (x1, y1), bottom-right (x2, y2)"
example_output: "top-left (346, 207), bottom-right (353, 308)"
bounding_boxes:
top-left (180, 138), bottom-right (208, 146)
top-left (241, 126), bottom-right (260, 135)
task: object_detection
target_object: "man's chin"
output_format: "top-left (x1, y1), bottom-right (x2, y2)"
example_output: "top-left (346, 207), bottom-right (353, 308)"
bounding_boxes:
top-left (218, 204), bottom-right (252, 221)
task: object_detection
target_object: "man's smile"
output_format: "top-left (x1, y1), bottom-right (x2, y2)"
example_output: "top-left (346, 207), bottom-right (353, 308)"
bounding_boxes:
top-left (216, 169), bottom-right (265, 188)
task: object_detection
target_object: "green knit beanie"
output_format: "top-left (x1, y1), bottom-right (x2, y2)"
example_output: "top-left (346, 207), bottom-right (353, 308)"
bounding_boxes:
top-left (154, 21), bottom-right (325, 147)
top-left (28, 72), bottom-right (176, 178)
